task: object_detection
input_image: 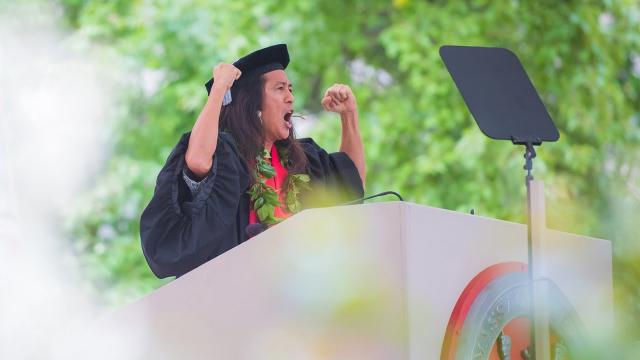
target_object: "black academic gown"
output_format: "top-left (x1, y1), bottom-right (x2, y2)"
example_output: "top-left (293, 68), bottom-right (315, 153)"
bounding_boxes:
top-left (140, 132), bottom-right (364, 278)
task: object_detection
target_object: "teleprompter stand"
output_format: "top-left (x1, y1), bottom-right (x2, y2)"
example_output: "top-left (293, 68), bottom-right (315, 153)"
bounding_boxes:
top-left (440, 45), bottom-right (560, 360)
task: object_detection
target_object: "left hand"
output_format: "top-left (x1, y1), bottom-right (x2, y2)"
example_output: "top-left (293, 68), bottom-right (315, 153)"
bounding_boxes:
top-left (321, 83), bottom-right (357, 114)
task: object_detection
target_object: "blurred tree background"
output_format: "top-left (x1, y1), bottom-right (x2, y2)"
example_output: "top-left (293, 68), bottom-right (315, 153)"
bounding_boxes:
top-left (57, 0), bottom-right (639, 348)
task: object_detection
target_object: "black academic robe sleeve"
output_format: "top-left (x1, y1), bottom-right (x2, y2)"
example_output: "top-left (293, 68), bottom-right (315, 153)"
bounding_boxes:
top-left (139, 132), bottom-right (250, 278)
top-left (298, 138), bottom-right (365, 204)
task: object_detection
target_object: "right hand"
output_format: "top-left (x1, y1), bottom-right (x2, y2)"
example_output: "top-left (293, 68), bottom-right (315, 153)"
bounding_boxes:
top-left (212, 63), bottom-right (241, 92)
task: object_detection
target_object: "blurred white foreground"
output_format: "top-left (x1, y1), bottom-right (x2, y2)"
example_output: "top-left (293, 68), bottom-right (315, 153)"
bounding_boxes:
top-left (0, 2), bottom-right (141, 359)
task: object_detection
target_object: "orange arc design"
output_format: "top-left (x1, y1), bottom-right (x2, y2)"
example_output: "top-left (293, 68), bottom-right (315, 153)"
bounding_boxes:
top-left (440, 261), bottom-right (527, 360)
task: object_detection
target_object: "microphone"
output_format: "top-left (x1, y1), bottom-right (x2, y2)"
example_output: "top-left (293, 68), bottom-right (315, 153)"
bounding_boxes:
top-left (339, 191), bottom-right (404, 206)
top-left (245, 223), bottom-right (268, 239)
top-left (245, 191), bottom-right (403, 238)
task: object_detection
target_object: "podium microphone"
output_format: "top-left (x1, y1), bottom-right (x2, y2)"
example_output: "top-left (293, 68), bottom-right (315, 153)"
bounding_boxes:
top-left (339, 191), bottom-right (404, 206)
top-left (246, 191), bottom-right (403, 238)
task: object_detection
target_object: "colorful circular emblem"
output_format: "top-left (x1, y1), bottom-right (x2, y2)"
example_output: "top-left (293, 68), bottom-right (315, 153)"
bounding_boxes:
top-left (441, 262), bottom-right (585, 360)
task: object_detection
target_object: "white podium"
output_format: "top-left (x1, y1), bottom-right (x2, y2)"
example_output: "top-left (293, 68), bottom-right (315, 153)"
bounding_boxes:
top-left (90, 202), bottom-right (612, 359)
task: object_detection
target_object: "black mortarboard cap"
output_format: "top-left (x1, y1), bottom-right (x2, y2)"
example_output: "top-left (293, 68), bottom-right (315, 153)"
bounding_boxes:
top-left (205, 44), bottom-right (290, 97)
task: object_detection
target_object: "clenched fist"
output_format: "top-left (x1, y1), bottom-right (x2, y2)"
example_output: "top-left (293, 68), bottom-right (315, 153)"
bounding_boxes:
top-left (321, 83), bottom-right (357, 114)
top-left (211, 63), bottom-right (242, 92)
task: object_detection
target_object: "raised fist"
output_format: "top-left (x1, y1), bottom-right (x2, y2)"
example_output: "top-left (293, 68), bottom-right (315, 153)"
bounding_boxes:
top-left (212, 63), bottom-right (242, 92)
top-left (321, 83), bottom-right (357, 114)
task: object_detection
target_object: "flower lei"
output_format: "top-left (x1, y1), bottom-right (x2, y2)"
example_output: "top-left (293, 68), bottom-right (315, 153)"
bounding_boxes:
top-left (247, 146), bottom-right (310, 225)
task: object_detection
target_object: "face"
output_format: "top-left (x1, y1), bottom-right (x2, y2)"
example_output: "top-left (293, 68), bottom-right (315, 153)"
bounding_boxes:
top-left (261, 70), bottom-right (294, 146)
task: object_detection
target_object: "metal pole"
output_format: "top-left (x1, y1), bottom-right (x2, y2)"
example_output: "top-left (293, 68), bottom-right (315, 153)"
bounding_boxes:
top-left (527, 177), bottom-right (550, 360)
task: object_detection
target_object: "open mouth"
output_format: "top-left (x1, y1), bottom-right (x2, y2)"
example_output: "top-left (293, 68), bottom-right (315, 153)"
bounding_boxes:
top-left (284, 111), bottom-right (293, 128)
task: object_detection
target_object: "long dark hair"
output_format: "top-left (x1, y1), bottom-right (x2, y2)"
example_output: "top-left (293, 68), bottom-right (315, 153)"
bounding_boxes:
top-left (219, 71), bottom-right (308, 183)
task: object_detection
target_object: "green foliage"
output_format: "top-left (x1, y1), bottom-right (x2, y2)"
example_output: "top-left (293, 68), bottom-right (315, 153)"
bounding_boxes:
top-left (286, 173), bottom-right (311, 213)
top-left (59, 0), bottom-right (640, 343)
top-left (65, 157), bottom-right (172, 304)
top-left (247, 147), bottom-right (310, 225)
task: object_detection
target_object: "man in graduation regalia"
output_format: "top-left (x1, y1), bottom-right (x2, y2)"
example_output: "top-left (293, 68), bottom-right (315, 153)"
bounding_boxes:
top-left (140, 44), bottom-right (366, 278)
